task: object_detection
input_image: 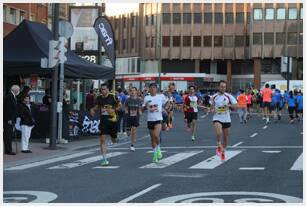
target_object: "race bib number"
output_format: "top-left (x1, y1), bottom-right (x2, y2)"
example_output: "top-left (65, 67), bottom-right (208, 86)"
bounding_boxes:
top-left (190, 101), bottom-right (198, 109)
top-left (217, 106), bottom-right (226, 114)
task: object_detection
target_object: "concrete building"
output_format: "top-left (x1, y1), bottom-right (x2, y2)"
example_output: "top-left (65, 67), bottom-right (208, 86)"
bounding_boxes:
top-left (109, 3), bottom-right (303, 92)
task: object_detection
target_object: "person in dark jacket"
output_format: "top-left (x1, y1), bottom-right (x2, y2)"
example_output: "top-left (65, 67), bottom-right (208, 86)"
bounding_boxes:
top-left (3, 85), bottom-right (20, 155)
top-left (17, 94), bottom-right (35, 153)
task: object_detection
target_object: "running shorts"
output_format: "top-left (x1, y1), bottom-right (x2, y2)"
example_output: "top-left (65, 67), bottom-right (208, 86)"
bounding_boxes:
top-left (263, 101), bottom-right (271, 108)
top-left (126, 116), bottom-right (140, 128)
top-left (99, 118), bottom-right (118, 139)
top-left (147, 120), bottom-right (162, 130)
top-left (186, 112), bottom-right (198, 124)
top-left (213, 120), bottom-right (231, 129)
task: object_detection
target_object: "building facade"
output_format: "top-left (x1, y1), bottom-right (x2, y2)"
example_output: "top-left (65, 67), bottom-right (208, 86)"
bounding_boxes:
top-left (110, 3), bottom-right (303, 92)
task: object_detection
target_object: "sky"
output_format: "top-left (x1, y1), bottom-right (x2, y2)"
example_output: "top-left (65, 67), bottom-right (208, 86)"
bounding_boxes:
top-left (105, 3), bottom-right (139, 16)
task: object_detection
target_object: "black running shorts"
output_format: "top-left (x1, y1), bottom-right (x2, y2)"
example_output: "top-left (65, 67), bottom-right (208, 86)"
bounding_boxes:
top-left (186, 112), bottom-right (198, 124)
top-left (99, 118), bottom-right (118, 139)
top-left (126, 116), bottom-right (140, 128)
top-left (147, 121), bottom-right (162, 130)
top-left (213, 120), bottom-right (231, 129)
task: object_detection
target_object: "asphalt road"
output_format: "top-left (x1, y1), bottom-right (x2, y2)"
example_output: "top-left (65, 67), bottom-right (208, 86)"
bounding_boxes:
top-left (3, 110), bottom-right (303, 203)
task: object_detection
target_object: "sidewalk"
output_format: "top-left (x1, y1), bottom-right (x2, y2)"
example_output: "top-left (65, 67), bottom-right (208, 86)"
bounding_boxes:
top-left (3, 134), bottom-right (131, 169)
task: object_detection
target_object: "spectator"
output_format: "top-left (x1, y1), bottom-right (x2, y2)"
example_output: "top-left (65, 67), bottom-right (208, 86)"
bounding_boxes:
top-left (86, 89), bottom-right (95, 111)
top-left (43, 88), bottom-right (52, 106)
top-left (117, 88), bottom-right (127, 136)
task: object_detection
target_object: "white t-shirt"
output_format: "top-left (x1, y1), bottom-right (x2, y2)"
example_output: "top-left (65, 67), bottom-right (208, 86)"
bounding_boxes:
top-left (210, 92), bottom-right (237, 123)
top-left (143, 94), bottom-right (167, 121)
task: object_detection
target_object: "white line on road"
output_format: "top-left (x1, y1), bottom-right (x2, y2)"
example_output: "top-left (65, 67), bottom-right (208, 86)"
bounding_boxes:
top-left (290, 153), bottom-right (303, 171)
top-left (146, 150), bottom-right (167, 153)
top-left (141, 150), bottom-right (203, 169)
top-left (232, 142), bottom-right (243, 147)
top-left (189, 150), bottom-right (242, 169)
top-left (262, 125), bottom-right (268, 129)
top-left (93, 166), bottom-right (119, 169)
top-left (5, 151), bottom-right (94, 171)
top-left (162, 172), bottom-right (205, 178)
top-left (250, 133), bottom-right (258, 138)
top-left (239, 167), bottom-right (265, 170)
top-left (48, 152), bottom-right (126, 169)
top-left (262, 150), bottom-right (282, 153)
top-left (118, 183), bottom-right (162, 203)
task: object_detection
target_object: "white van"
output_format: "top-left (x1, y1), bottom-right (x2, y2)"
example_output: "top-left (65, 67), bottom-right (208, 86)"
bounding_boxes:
top-left (261, 80), bottom-right (303, 93)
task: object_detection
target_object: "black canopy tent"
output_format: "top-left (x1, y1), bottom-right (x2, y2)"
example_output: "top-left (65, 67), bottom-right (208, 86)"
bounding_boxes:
top-left (4, 20), bottom-right (114, 79)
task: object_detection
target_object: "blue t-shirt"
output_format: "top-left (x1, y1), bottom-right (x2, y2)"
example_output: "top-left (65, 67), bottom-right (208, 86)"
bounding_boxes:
top-left (175, 94), bottom-right (183, 104)
top-left (296, 95), bottom-right (303, 110)
top-left (287, 96), bottom-right (297, 107)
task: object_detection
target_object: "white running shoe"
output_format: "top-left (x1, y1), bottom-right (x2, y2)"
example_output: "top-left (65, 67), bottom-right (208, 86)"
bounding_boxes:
top-left (130, 146), bottom-right (135, 151)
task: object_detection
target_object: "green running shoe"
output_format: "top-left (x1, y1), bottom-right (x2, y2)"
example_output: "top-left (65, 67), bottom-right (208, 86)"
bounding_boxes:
top-left (152, 152), bottom-right (159, 163)
top-left (157, 148), bottom-right (163, 160)
top-left (191, 135), bottom-right (195, 141)
top-left (101, 159), bottom-right (110, 166)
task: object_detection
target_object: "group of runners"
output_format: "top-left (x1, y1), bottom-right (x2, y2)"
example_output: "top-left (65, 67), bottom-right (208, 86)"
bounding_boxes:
top-left (92, 81), bottom-right (302, 166)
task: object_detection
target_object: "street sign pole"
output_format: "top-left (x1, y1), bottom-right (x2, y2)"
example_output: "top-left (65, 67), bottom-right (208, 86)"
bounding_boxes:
top-left (287, 57), bottom-right (290, 92)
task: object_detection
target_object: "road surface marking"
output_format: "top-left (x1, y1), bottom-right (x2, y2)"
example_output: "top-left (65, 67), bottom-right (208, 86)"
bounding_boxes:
top-left (290, 153), bottom-right (303, 171)
top-left (3, 191), bottom-right (58, 203)
top-left (189, 150), bottom-right (242, 169)
top-left (140, 150), bottom-right (202, 169)
top-left (48, 152), bottom-right (126, 169)
top-left (162, 172), bottom-right (205, 178)
top-left (93, 166), bottom-right (119, 169)
top-left (262, 150), bottom-right (281, 153)
top-left (262, 126), bottom-right (268, 129)
top-left (239, 167), bottom-right (265, 170)
top-left (232, 142), bottom-right (243, 147)
top-left (147, 150), bottom-right (167, 153)
top-left (119, 183), bottom-right (162, 203)
top-left (250, 133), bottom-right (258, 138)
top-left (5, 151), bottom-right (94, 171)
top-left (112, 146), bottom-right (302, 150)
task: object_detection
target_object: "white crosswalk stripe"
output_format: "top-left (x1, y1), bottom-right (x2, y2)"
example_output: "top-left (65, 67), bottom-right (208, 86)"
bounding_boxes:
top-left (140, 150), bottom-right (203, 169)
top-left (189, 150), bottom-right (243, 169)
top-left (48, 152), bottom-right (126, 169)
top-left (290, 153), bottom-right (303, 171)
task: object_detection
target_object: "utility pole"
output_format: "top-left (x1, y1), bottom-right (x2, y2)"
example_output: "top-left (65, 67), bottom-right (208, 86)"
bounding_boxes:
top-left (157, 3), bottom-right (162, 90)
top-left (287, 57), bottom-right (290, 92)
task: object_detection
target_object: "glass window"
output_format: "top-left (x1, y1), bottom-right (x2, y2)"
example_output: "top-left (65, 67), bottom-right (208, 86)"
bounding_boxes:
top-left (246, 36), bottom-right (250, 46)
top-left (20, 11), bottom-right (25, 23)
top-left (145, 15), bottom-right (150, 26)
top-left (3, 5), bottom-right (7, 22)
top-left (173, 36), bottom-right (181, 47)
top-left (247, 12), bottom-right (251, 23)
top-left (146, 37), bottom-right (150, 48)
top-left (151, 37), bottom-right (155, 48)
top-left (287, 33), bottom-right (297, 44)
top-left (264, 33), bottom-right (274, 45)
top-left (9, 8), bottom-right (17, 24)
top-left (151, 14), bottom-right (156, 25)
top-left (276, 8), bottom-right (286, 20)
top-left (276, 33), bottom-right (285, 44)
top-left (173, 3), bottom-right (180, 10)
top-left (236, 12), bottom-right (244, 24)
top-left (299, 33), bottom-right (303, 44)
top-left (253, 8), bottom-right (263, 20)
top-left (224, 36), bottom-right (234, 47)
top-left (235, 36), bottom-right (245, 47)
top-left (300, 8), bottom-right (303, 19)
top-left (163, 13), bottom-right (171, 24)
top-left (288, 8), bottom-right (298, 19)
top-left (253, 33), bottom-right (262, 45)
top-left (215, 13), bottom-right (223, 24)
top-left (114, 19), bottom-right (118, 29)
top-left (204, 13), bottom-right (212, 23)
top-left (183, 36), bottom-right (191, 46)
top-left (123, 17), bottom-right (127, 28)
top-left (265, 8), bottom-right (274, 20)
top-left (162, 36), bottom-right (170, 47)
top-left (173, 13), bottom-right (181, 24)
top-left (194, 13), bottom-right (202, 24)
top-left (225, 13), bottom-right (234, 24)
top-left (183, 13), bottom-right (191, 24)
top-left (193, 36), bottom-right (201, 47)
top-left (131, 38), bottom-right (135, 49)
top-left (123, 39), bottom-right (126, 50)
top-left (214, 36), bottom-right (223, 47)
top-left (203, 36), bottom-right (212, 46)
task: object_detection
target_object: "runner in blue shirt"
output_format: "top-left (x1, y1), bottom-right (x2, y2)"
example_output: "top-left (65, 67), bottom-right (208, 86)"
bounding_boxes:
top-left (295, 90), bottom-right (303, 121)
top-left (286, 91), bottom-right (297, 123)
top-left (271, 89), bottom-right (283, 121)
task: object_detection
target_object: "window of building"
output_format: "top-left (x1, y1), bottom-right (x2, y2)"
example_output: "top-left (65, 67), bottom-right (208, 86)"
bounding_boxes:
top-left (299, 33), bottom-right (303, 44)
top-left (145, 15), bottom-right (150, 26)
top-left (162, 36), bottom-right (170, 47)
top-left (123, 17), bottom-right (127, 28)
top-left (173, 36), bottom-right (180, 47)
top-left (253, 8), bottom-right (263, 20)
top-left (183, 36), bottom-right (191, 46)
top-left (151, 14), bottom-right (156, 25)
top-left (253, 33), bottom-right (262, 45)
top-left (225, 13), bottom-right (234, 24)
top-left (287, 32), bottom-right (297, 44)
top-left (204, 13), bottom-right (212, 23)
top-left (194, 13), bottom-right (202, 24)
top-left (115, 40), bottom-right (118, 51)
top-left (123, 39), bottom-right (126, 50)
top-left (247, 12), bottom-right (251, 23)
top-left (276, 33), bottom-right (285, 44)
top-left (146, 37), bottom-right (150, 48)
top-left (288, 8), bottom-right (298, 20)
top-left (300, 8), bottom-right (303, 19)
top-left (224, 36), bottom-right (234, 47)
top-left (264, 33), bottom-right (274, 45)
top-left (265, 8), bottom-right (274, 20)
top-left (203, 36), bottom-right (212, 46)
top-left (3, 5), bottom-right (7, 22)
top-left (114, 19), bottom-right (118, 29)
top-left (193, 36), bottom-right (201, 47)
top-left (20, 11), bottom-right (25, 23)
top-left (163, 13), bottom-right (171, 24)
top-left (214, 36), bottom-right (223, 47)
top-left (236, 12), bottom-right (244, 24)
top-left (131, 38), bottom-right (135, 49)
top-left (215, 13), bottom-right (223, 24)
top-left (235, 36), bottom-right (244, 47)
top-left (151, 37), bottom-right (155, 48)
top-left (9, 8), bottom-right (17, 24)
top-left (173, 13), bottom-right (181, 24)
top-left (173, 3), bottom-right (180, 10)
top-left (183, 13), bottom-right (191, 24)
top-left (246, 36), bottom-right (250, 46)
top-left (276, 8), bottom-right (286, 20)
top-left (30, 14), bottom-right (36, 21)
top-left (131, 16), bottom-right (136, 27)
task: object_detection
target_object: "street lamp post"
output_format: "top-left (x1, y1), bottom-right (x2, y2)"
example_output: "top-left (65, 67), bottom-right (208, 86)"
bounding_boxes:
top-left (157, 3), bottom-right (162, 90)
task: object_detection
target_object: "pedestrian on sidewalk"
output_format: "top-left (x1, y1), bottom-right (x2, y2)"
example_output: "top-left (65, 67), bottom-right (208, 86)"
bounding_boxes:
top-left (237, 89), bottom-right (248, 124)
top-left (17, 93), bottom-right (35, 153)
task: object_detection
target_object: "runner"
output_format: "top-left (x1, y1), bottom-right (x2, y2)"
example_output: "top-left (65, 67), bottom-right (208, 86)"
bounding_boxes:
top-left (246, 89), bottom-right (253, 119)
top-left (286, 91), bottom-right (297, 124)
top-left (237, 89), bottom-right (248, 124)
top-left (165, 89), bottom-right (175, 129)
top-left (210, 81), bottom-right (237, 161)
top-left (94, 83), bottom-right (120, 166)
top-left (143, 83), bottom-right (167, 163)
top-left (271, 88), bottom-right (283, 122)
top-left (125, 87), bottom-right (142, 151)
top-left (260, 84), bottom-right (273, 124)
top-left (184, 85), bottom-right (201, 141)
top-left (296, 90), bottom-right (303, 122)
top-left (182, 91), bottom-right (190, 130)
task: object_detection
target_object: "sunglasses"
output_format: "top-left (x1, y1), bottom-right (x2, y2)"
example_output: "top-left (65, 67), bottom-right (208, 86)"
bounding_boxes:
top-left (149, 104), bottom-right (158, 108)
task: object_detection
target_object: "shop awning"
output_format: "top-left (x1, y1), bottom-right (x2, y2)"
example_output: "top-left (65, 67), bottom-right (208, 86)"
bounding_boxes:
top-left (4, 20), bottom-right (114, 79)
